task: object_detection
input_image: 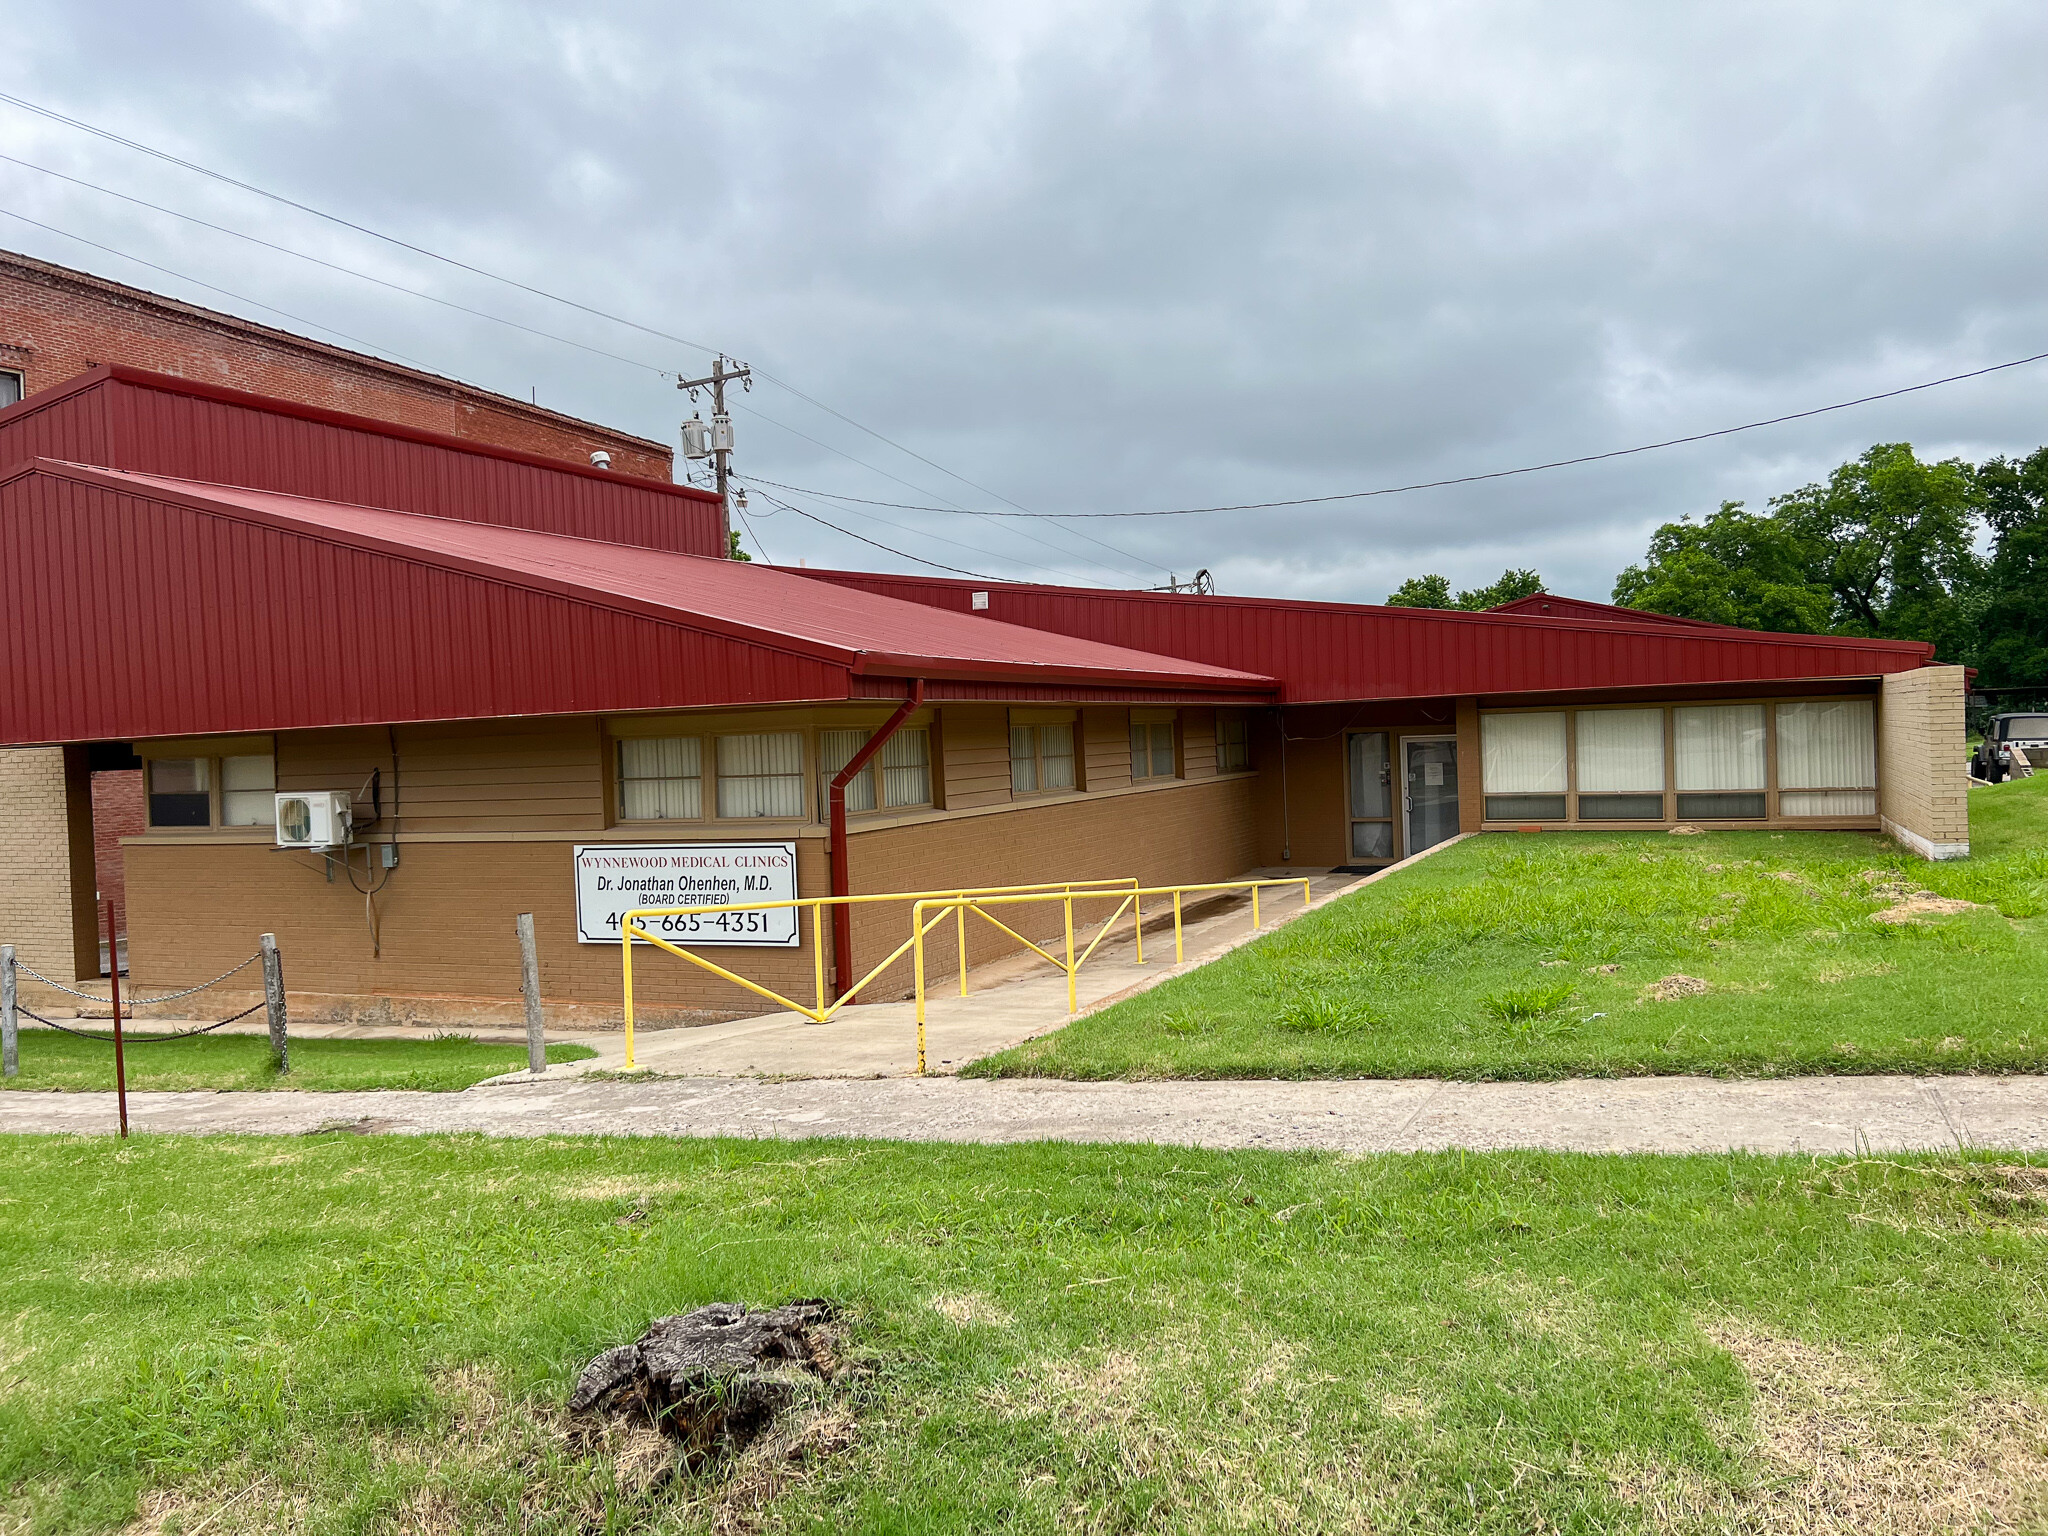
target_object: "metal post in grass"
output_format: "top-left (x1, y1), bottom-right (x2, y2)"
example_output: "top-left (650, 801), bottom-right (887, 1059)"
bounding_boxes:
top-left (516, 912), bottom-right (545, 1075)
top-left (260, 933), bottom-right (289, 1076)
top-left (107, 902), bottom-right (128, 1139)
top-left (2, 944), bottom-right (16, 1079)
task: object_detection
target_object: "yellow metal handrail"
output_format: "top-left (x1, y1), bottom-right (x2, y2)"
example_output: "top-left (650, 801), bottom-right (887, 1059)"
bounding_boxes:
top-left (910, 878), bottom-right (1313, 1072)
top-left (617, 877), bottom-right (1139, 1068)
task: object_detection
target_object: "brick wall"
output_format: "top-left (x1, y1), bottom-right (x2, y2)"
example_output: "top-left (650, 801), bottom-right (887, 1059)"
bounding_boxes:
top-left (91, 769), bottom-right (143, 940)
top-left (0, 746), bottom-right (98, 984)
top-left (1880, 665), bottom-right (1970, 859)
top-left (0, 250), bottom-right (673, 479)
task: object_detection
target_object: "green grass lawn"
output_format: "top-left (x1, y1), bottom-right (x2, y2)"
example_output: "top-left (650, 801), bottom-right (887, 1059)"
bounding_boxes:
top-left (975, 774), bottom-right (2048, 1082)
top-left (0, 1031), bottom-right (596, 1093)
top-left (3, 1136), bottom-right (2046, 1533)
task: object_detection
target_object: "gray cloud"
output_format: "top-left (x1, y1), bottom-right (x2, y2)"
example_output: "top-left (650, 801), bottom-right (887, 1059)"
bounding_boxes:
top-left (4, 0), bottom-right (2044, 598)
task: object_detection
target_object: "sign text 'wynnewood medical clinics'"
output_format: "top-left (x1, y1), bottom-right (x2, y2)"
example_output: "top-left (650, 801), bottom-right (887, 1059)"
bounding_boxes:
top-left (572, 842), bottom-right (799, 945)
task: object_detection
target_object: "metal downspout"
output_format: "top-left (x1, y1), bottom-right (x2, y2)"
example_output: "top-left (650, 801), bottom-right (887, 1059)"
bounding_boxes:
top-left (829, 679), bottom-right (925, 1002)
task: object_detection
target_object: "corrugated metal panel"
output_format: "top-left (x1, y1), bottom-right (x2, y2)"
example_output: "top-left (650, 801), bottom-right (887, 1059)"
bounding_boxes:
top-left (0, 464), bottom-right (1276, 745)
top-left (783, 568), bottom-right (1938, 702)
top-left (0, 366), bottom-right (725, 556)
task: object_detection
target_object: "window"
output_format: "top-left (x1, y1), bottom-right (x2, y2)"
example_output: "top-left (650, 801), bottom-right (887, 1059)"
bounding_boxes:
top-left (1575, 709), bottom-right (1664, 820)
top-left (879, 728), bottom-right (933, 808)
top-left (1215, 712), bottom-right (1251, 773)
top-left (1130, 713), bottom-right (1176, 780)
top-left (0, 370), bottom-right (21, 409)
top-left (147, 758), bottom-right (211, 827)
top-left (1674, 704), bottom-right (1766, 819)
top-left (619, 737), bottom-right (702, 820)
top-left (1481, 712), bottom-right (1567, 820)
top-left (1777, 700), bottom-right (1875, 816)
top-left (823, 727), bottom-right (934, 815)
top-left (715, 732), bottom-right (804, 818)
top-left (1346, 731), bottom-right (1394, 861)
top-left (220, 754), bottom-right (277, 827)
top-left (1009, 723), bottom-right (1075, 795)
top-left (819, 729), bottom-right (877, 815)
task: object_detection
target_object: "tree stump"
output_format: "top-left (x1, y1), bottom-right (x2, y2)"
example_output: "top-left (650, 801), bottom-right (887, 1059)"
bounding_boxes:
top-left (570, 1300), bottom-right (840, 1474)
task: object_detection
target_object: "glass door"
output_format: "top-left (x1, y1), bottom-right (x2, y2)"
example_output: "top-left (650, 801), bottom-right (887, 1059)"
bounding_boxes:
top-left (1402, 737), bottom-right (1460, 855)
top-left (1346, 732), bottom-right (1395, 864)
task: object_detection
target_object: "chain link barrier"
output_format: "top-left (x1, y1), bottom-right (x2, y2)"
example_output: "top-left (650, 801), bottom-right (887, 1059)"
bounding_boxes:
top-left (17, 1000), bottom-right (268, 1044)
top-left (15, 951), bottom-right (260, 1008)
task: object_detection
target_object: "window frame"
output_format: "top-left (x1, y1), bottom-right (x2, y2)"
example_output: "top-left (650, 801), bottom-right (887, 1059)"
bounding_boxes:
top-left (1129, 710), bottom-right (1179, 782)
top-left (1215, 710), bottom-right (1252, 774)
top-left (143, 751), bottom-right (278, 831)
top-left (0, 368), bottom-right (22, 409)
top-left (713, 730), bottom-right (808, 820)
top-left (1774, 699), bottom-right (1877, 818)
top-left (615, 735), bottom-right (706, 823)
top-left (1009, 722), bottom-right (1077, 798)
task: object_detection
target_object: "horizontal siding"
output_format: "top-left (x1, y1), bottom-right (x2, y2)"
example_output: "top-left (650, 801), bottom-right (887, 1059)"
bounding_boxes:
top-left (1083, 707), bottom-right (1132, 792)
top-left (1181, 706), bottom-right (1218, 777)
top-left (941, 705), bottom-right (1012, 809)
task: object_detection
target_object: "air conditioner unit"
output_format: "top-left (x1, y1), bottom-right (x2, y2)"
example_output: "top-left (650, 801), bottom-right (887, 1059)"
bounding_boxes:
top-left (274, 791), bottom-right (354, 850)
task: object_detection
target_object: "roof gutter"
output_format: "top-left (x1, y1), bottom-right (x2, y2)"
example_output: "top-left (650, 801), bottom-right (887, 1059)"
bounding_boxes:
top-left (829, 678), bottom-right (925, 1000)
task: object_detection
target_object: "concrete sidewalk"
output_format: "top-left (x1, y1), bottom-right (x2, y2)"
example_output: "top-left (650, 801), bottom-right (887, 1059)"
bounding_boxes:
top-left (6, 1073), bottom-right (2043, 1153)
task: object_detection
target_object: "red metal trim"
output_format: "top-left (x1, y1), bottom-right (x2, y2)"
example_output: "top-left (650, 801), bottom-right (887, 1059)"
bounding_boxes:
top-left (829, 680), bottom-right (925, 997)
top-left (0, 364), bottom-right (704, 499)
top-left (850, 651), bottom-right (1273, 691)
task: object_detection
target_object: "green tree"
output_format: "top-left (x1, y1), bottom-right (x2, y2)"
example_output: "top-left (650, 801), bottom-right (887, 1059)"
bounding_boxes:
top-left (1613, 443), bottom-right (1990, 663)
top-left (1385, 569), bottom-right (1546, 610)
top-left (1612, 501), bottom-right (1835, 632)
top-left (1970, 446), bottom-right (2048, 687)
top-left (1768, 443), bottom-right (1979, 647)
top-left (1454, 568), bottom-right (1545, 610)
top-left (727, 528), bottom-right (754, 562)
top-left (1386, 574), bottom-right (1454, 608)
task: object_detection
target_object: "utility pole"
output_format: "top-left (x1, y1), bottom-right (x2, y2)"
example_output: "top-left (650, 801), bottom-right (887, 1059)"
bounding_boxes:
top-left (678, 356), bottom-right (751, 556)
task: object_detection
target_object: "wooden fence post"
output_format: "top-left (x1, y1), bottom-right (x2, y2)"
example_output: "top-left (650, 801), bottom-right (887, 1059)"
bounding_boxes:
top-left (516, 913), bottom-right (545, 1075)
top-left (260, 933), bottom-right (288, 1075)
top-left (2, 944), bottom-right (16, 1079)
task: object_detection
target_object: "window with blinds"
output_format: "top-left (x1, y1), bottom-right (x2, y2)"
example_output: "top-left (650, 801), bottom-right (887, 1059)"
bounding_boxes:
top-left (1130, 718), bottom-right (1176, 780)
top-left (715, 732), bottom-right (805, 818)
top-left (1575, 709), bottom-right (1664, 820)
top-left (1776, 700), bottom-right (1876, 816)
top-left (618, 737), bottom-right (703, 820)
top-left (1010, 724), bottom-right (1075, 795)
top-left (1674, 704), bottom-right (1766, 819)
top-left (1481, 712), bottom-right (1567, 820)
top-left (1215, 711), bottom-right (1251, 773)
top-left (819, 727), bottom-right (933, 817)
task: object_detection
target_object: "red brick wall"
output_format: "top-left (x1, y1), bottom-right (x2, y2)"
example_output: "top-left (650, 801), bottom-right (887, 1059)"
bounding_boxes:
top-left (90, 769), bottom-right (143, 941)
top-left (0, 251), bottom-right (674, 480)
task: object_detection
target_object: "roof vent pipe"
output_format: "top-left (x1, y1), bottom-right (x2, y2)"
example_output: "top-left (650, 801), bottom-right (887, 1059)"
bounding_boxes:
top-left (589, 450), bottom-right (612, 470)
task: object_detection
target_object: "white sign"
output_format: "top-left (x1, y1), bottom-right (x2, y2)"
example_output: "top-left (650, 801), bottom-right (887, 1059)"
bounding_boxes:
top-left (573, 842), bottom-right (800, 946)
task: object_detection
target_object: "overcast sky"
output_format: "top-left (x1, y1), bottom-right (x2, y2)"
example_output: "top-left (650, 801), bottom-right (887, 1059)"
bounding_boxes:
top-left (4, 1), bottom-right (2045, 600)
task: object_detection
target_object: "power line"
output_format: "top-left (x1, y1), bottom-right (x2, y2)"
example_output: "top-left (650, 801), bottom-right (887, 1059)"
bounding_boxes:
top-left (0, 90), bottom-right (1092, 548)
top-left (0, 206), bottom-right (438, 369)
top-left (741, 480), bottom-right (1107, 584)
top-left (749, 489), bottom-right (994, 578)
top-left (0, 151), bottom-right (683, 380)
top-left (750, 347), bottom-right (2048, 520)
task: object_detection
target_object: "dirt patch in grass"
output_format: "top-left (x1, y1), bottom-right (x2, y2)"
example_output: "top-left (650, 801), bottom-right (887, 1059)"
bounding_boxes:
top-left (930, 1291), bottom-right (1015, 1328)
top-left (1645, 974), bottom-right (1710, 1002)
top-left (1620, 1324), bottom-right (2048, 1533)
top-left (1871, 892), bottom-right (1983, 924)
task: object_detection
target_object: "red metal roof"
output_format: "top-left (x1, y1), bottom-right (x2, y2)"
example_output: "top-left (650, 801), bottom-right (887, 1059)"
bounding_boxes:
top-left (778, 568), bottom-right (1936, 704)
top-left (1486, 592), bottom-right (1733, 628)
top-left (0, 461), bottom-right (1274, 745)
top-left (0, 365), bottom-right (724, 556)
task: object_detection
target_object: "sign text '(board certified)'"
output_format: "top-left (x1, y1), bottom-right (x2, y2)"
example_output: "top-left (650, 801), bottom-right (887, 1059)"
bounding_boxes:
top-left (573, 842), bottom-right (800, 946)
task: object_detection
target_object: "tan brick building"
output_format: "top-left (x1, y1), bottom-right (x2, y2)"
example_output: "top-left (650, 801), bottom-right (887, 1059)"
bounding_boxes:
top-left (0, 272), bottom-right (1972, 1025)
top-left (0, 249), bottom-right (678, 982)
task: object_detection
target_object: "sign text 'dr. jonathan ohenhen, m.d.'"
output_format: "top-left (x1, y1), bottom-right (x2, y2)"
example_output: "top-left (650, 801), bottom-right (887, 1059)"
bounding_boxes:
top-left (572, 842), bottom-right (799, 945)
